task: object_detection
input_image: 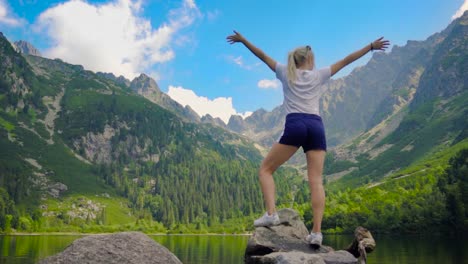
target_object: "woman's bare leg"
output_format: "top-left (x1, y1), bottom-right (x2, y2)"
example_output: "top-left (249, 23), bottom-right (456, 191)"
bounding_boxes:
top-left (259, 143), bottom-right (298, 214)
top-left (306, 150), bottom-right (326, 233)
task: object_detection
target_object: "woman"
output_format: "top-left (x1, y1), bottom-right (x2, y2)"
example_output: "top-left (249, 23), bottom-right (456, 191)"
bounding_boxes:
top-left (227, 30), bottom-right (389, 245)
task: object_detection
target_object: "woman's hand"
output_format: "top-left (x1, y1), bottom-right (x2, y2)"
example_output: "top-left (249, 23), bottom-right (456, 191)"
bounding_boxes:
top-left (226, 30), bottom-right (246, 44)
top-left (226, 30), bottom-right (277, 72)
top-left (331, 37), bottom-right (391, 76)
top-left (371, 37), bottom-right (390, 51)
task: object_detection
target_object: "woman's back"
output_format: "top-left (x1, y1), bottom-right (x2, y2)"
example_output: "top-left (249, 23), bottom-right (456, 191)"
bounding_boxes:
top-left (275, 63), bottom-right (331, 116)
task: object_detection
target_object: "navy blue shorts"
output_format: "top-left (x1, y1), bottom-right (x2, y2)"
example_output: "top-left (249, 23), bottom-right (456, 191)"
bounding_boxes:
top-left (278, 113), bottom-right (327, 152)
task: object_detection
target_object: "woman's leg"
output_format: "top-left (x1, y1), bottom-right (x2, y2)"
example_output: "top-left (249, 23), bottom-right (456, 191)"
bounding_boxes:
top-left (305, 150), bottom-right (326, 233)
top-left (259, 143), bottom-right (298, 214)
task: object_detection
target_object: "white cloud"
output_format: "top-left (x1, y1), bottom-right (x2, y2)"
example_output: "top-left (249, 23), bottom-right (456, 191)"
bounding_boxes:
top-left (258, 79), bottom-right (280, 89)
top-left (167, 86), bottom-right (251, 123)
top-left (0, 0), bottom-right (25, 27)
top-left (35, 0), bottom-right (200, 79)
top-left (225, 55), bottom-right (260, 70)
top-left (452, 0), bottom-right (468, 20)
top-left (232, 56), bottom-right (244, 66)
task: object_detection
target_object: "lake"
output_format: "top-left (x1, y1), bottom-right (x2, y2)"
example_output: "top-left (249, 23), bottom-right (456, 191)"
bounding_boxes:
top-left (1, 233), bottom-right (467, 264)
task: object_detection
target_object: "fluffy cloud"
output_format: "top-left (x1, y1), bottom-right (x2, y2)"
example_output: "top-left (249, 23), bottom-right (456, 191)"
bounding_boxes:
top-left (0, 0), bottom-right (24, 26)
top-left (35, 0), bottom-right (200, 79)
top-left (167, 86), bottom-right (252, 123)
top-left (257, 79), bottom-right (280, 89)
top-left (452, 0), bottom-right (468, 20)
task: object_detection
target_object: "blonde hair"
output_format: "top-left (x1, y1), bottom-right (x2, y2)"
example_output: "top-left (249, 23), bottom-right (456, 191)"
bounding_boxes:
top-left (287, 45), bottom-right (314, 84)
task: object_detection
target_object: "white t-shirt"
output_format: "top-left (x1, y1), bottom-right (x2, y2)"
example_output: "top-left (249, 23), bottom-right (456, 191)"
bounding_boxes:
top-left (275, 63), bottom-right (331, 116)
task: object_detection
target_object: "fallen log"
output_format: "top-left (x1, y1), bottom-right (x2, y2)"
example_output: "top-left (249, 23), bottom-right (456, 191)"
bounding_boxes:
top-left (345, 226), bottom-right (376, 264)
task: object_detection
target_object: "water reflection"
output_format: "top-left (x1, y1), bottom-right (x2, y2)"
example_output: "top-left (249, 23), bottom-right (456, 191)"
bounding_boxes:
top-left (152, 235), bottom-right (249, 264)
top-left (0, 233), bottom-right (466, 264)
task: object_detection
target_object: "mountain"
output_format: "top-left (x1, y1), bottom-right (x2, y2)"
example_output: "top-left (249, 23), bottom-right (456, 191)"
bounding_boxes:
top-left (201, 114), bottom-right (226, 127)
top-left (410, 15), bottom-right (467, 109)
top-left (0, 33), bottom-right (302, 233)
top-left (96, 71), bottom-right (201, 123)
top-left (325, 11), bottom-right (467, 188)
top-left (13, 40), bottom-right (42, 56)
top-left (98, 72), bottom-right (202, 123)
top-left (302, 12), bottom-right (467, 234)
top-left (228, 105), bottom-right (287, 147)
top-left (96, 72), bottom-right (131, 87)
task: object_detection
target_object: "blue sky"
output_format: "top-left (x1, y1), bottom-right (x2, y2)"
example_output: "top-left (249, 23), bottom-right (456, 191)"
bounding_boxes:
top-left (1, 0), bottom-right (466, 123)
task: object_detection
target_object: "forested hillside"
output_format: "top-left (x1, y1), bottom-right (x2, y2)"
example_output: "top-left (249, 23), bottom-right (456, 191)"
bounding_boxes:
top-left (0, 32), bottom-right (303, 233)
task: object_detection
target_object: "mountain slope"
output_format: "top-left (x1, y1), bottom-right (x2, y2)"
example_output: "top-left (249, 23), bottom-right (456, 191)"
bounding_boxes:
top-left (326, 12), bottom-right (467, 189)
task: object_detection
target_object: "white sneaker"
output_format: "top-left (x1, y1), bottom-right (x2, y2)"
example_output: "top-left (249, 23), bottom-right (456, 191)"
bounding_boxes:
top-left (253, 212), bottom-right (280, 227)
top-left (306, 232), bottom-right (323, 246)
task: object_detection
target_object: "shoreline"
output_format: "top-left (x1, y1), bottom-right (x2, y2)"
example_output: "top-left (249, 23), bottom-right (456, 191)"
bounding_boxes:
top-left (2, 232), bottom-right (254, 236)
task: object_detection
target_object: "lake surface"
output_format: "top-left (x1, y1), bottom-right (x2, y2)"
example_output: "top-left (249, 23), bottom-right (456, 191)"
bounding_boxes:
top-left (1, 233), bottom-right (467, 264)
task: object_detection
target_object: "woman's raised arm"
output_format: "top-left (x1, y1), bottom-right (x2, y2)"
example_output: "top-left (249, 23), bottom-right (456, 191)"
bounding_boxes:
top-left (330, 37), bottom-right (390, 76)
top-left (227, 30), bottom-right (277, 72)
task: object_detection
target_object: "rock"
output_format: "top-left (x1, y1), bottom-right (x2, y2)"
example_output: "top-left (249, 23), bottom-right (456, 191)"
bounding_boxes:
top-left (245, 209), bottom-right (358, 264)
top-left (321, 251), bottom-right (360, 264)
top-left (249, 250), bottom-right (356, 264)
top-left (250, 251), bottom-right (325, 264)
top-left (48, 182), bottom-right (68, 198)
top-left (38, 232), bottom-right (182, 264)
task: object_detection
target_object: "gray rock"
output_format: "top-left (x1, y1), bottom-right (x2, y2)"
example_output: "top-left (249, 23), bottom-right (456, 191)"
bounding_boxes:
top-left (319, 251), bottom-right (359, 264)
top-left (249, 250), bottom-right (357, 264)
top-left (250, 251), bottom-right (325, 264)
top-left (245, 209), bottom-right (357, 264)
top-left (47, 182), bottom-right (68, 198)
top-left (38, 232), bottom-right (182, 264)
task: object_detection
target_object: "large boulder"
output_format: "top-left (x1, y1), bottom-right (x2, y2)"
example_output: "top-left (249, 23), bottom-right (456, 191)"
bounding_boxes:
top-left (245, 208), bottom-right (358, 264)
top-left (38, 232), bottom-right (182, 264)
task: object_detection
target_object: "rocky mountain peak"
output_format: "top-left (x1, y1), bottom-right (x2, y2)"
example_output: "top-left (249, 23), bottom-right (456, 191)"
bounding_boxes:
top-left (183, 105), bottom-right (201, 122)
top-left (201, 114), bottom-right (226, 128)
top-left (227, 115), bottom-right (246, 133)
top-left (14, 40), bottom-right (42, 56)
top-left (97, 72), bottom-right (131, 87)
top-left (127, 73), bottom-right (201, 123)
top-left (130, 73), bottom-right (161, 94)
